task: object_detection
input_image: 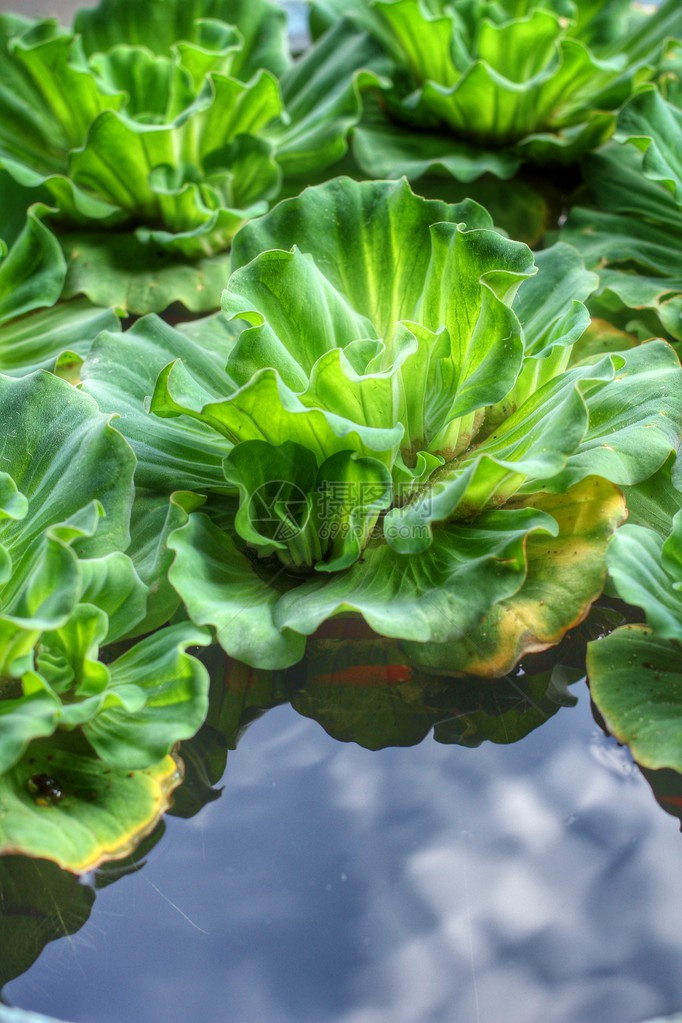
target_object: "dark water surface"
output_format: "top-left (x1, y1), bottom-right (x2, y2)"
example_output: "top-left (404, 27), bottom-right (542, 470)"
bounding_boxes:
top-left (3, 676), bottom-right (682, 1023)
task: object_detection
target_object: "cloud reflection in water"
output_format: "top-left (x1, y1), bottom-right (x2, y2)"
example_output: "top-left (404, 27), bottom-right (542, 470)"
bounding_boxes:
top-left (6, 687), bottom-right (682, 1023)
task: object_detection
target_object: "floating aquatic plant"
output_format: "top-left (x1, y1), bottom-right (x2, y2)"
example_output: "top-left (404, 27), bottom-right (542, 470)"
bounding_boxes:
top-left (0, 372), bottom-right (210, 870)
top-left (81, 178), bottom-right (682, 673)
top-left (0, 0), bottom-right (381, 313)
top-left (309, 0), bottom-right (682, 182)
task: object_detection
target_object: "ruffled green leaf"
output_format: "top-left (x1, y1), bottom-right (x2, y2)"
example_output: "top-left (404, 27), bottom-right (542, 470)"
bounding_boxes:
top-left (168, 509), bottom-right (307, 669)
top-left (151, 361), bottom-right (405, 468)
top-left (0, 203), bottom-right (63, 322)
top-left (82, 623), bottom-right (211, 769)
top-left (223, 440), bottom-right (393, 571)
top-left (0, 372), bottom-right (135, 570)
top-left (204, 178), bottom-right (532, 479)
top-left (527, 341), bottom-right (682, 493)
top-left (77, 552), bottom-right (147, 643)
top-left (312, 0), bottom-right (682, 179)
top-left (62, 233), bottom-right (232, 318)
top-left (0, 373), bottom-right (212, 800)
top-left (81, 314), bottom-right (240, 491)
top-left (587, 625), bottom-right (682, 772)
top-left (126, 490), bottom-right (206, 635)
top-left (0, 191), bottom-right (120, 376)
top-left (616, 86), bottom-right (682, 197)
top-left (273, 20), bottom-right (390, 179)
top-left (0, 675), bottom-right (62, 775)
top-left (138, 179), bottom-right (682, 673)
top-left (384, 356), bottom-right (616, 550)
top-left (620, 456), bottom-right (682, 538)
top-left (561, 91), bottom-right (682, 342)
top-left (74, 0), bottom-right (290, 80)
top-left (586, 495), bottom-right (682, 772)
top-left (167, 499), bottom-right (557, 668)
top-left (0, 4), bottom-right (378, 314)
top-left (352, 121), bottom-right (521, 183)
top-left (0, 300), bottom-right (120, 378)
top-left (0, 732), bottom-right (183, 873)
top-left (606, 511), bottom-right (682, 642)
top-left (0, 17), bottom-right (125, 176)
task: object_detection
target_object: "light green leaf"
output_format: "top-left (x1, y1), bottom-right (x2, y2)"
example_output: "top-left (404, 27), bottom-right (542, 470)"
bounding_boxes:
top-left (222, 177), bottom-right (534, 480)
top-left (0, 5), bottom-right (381, 315)
top-left (620, 457), bottom-right (682, 538)
top-left (273, 506), bottom-right (557, 646)
top-left (74, 0), bottom-right (290, 80)
top-left (0, 204), bottom-right (63, 323)
top-left (0, 18), bottom-right (125, 176)
top-left (587, 625), bottom-right (682, 772)
top-left (61, 232), bottom-right (232, 315)
top-left (274, 19), bottom-right (390, 178)
top-left (126, 490), bottom-right (206, 635)
top-left (0, 372), bottom-right (135, 569)
top-left (531, 341), bottom-right (682, 492)
top-left (0, 300), bottom-right (120, 378)
top-left (77, 552), bottom-right (148, 642)
top-left (0, 732), bottom-right (183, 873)
top-left (167, 502), bottom-right (557, 668)
top-left (81, 314), bottom-right (239, 491)
top-left (616, 87), bottom-right (682, 199)
top-left (311, 0), bottom-right (681, 175)
top-left (0, 674), bottom-right (61, 774)
top-left (385, 356), bottom-right (616, 550)
top-left (82, 622), bottom-right (211, 769)
top-left (607, 512), bottom-right (682, 642)
top-left (222, 440), bottom-right (393, 571)
top-left (352, 121), bottom-right (521, 183)
top-left (560, 92), bottom-right (682, 342)
top-left (168, 510), bottom-right (307, 669)
top-left (151, 362), bottom-right (404, 467)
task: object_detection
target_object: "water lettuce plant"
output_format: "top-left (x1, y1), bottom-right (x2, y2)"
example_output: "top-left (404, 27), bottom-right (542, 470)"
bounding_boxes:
top-left (81, 178), bottom-right (682, 674)
top-left (310, 0), bottom-right (682, 182)
top-left (0, 0), bottom-right (380, 313)
top-left (562, 87), bottom-right (682, 343)
top-left (0, 371), bottom-right (210, 870)
top-left (587, 493), bottom-right (682, 775)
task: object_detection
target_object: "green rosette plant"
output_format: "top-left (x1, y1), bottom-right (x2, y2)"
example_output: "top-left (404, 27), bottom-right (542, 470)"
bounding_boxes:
top-left (561, 87), bottom-right (682, 344)
top-left (587, 494), bottom-right (682, 774)
top-left (81, 178), bottom-right (682, 673)
top-left (0, 371), bottom-right (211, 871)
top-left (0, 0), bottom-right (383, 314)
top-left (0, 173), bottom-right (119, 376)
top-left (308, 0), bottom-right (682, 183)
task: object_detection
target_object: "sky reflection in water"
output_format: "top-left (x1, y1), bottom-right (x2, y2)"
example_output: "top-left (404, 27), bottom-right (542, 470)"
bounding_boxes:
top-left (4, 681), bottom-right (682, 1023)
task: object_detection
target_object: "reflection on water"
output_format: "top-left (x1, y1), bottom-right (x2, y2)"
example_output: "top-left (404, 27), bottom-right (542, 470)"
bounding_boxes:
top-left (2, 618), bottom-right (682, 1023)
